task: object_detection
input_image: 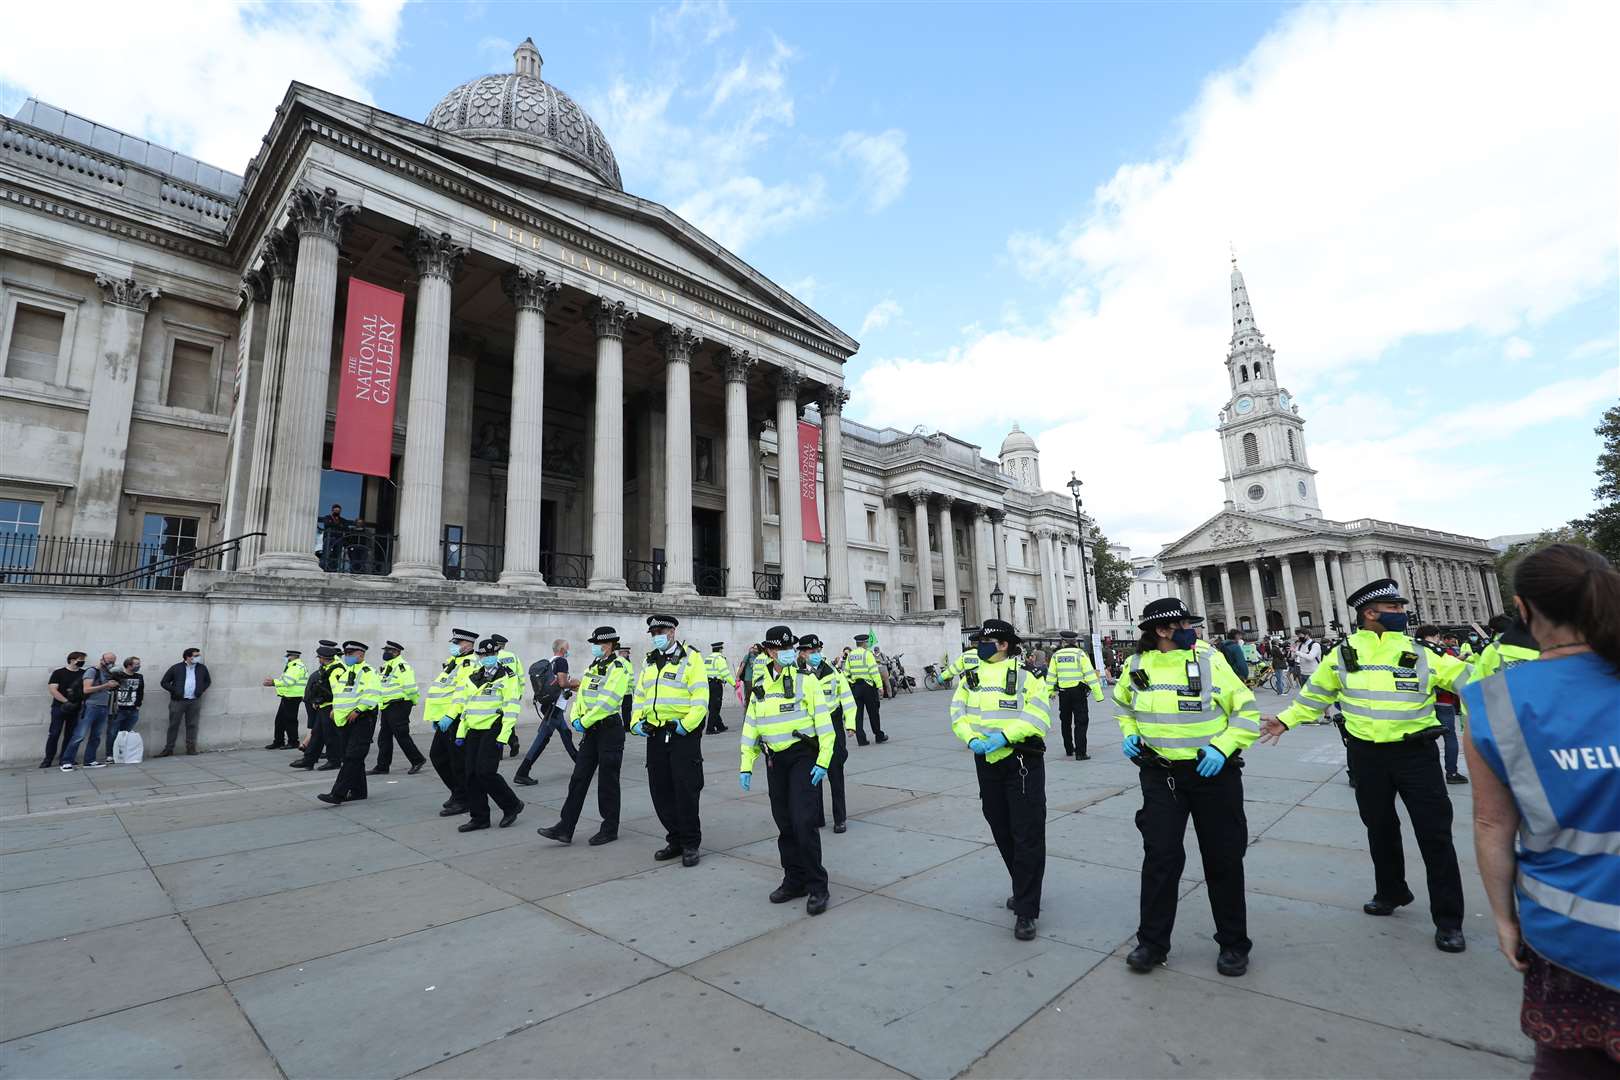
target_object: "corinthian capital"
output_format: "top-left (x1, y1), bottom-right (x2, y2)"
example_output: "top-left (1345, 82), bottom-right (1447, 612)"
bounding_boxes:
top-left (774, 367), bottom-right (805, 402)
top-left (589, 298), bottom-right (635, 340)
top-left (260, 229), bottom-right (296, 281)
top-left (658, 325), bottom-right (704, 363)
top-left (821, 386), bottom-right (851, 415)
top-left (501, 267), bottom-right (559, 312)
top-left (406, 229), bottom-right (467, 283)
top-left (286, 186), bottom-right (356, 244)
top-left (907, 486), bottom-right (932, 506)
top-left (239, 269), bottom-right (269, 306)
top-left (95, 274), bottom-right (160, 311)
top-left (720, 347), bottom-right (757, 384)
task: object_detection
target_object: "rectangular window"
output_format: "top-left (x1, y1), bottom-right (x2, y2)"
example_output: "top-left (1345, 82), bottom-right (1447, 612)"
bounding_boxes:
top-left (866, 585), bottom-right (884, 612)
top-left (866, 508), bottom-right (879, 542)
top-left (1024, 598), bottom-right (1038, 625)
top-left (166, 340), bottom-right (215, 411)
top-left (0, 497), bottom-right (44, 581)
top-left (139, 512), bottom-right (200, 592)
top-left (1020, 540), bottom-right (1028, 566)
top-left (901, 589), bottom-right (913, 614)
top-left (765, 476), bottom-right (780, 517)
top-left (5, 305), bottom-right (65, 383)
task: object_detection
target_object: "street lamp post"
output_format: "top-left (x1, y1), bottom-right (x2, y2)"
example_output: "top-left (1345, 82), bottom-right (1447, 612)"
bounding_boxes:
top-left (991, 584), bottom-right (1004, 619)
top-left (1065, 472), bottom-right (1096, 639)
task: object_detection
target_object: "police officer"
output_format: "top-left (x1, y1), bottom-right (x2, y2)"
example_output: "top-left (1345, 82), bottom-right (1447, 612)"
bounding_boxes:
top-left (1118, 598), bottom-right (1261, 976)
top-left (1051, 630), bottom-right (1105, 759)
top-left (453, 639), bottom-right (524, 831)
top-left (371, 640), bottom-right (425, 775)
top-left (705, 641), bottom-right (733, 734)
top-left (631, 614), bottom-right (708, 866)
top-left (425, 628), bottom-right (479, 816)
top-left (741, 625), bottom-right (833, 915)
top-left (1261, 578), bottom-right (1475, 953)
top-left (939, 627), bottom-right (983, 683)
top-left (845, 634), bottom-right (886, 744)
top-left (318, 641), bottom-right (383, 805)
top-left (1472, 613), bottom-right (1541, 680)
top-left (950, 619), bottom-right (1051, 941)
top-left (489, 633), bottom-right (523, 757)
top-left (290, 642), bottom-right (341, 770)
top-left (797, 634), bottom-right (857, 833)
top-left (262, 649), bottom-right (306, 750)
top-left (539, 627), bottom-right (634, 846)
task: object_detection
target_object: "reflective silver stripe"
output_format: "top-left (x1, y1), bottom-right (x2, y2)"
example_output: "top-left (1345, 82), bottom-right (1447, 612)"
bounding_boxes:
top-left (1228, 714), bottom-right (1262, 732)
top-left (1340, 702), bottom-right (1427, 722)
top-left (1348, 687), bottom-right (1428, 703)
top-left (1143, 734), bottom-right (1211, 749)
top-left (1518, 871), bottom-right (1620, 931)
top-left (1289, 692), bottom-right (1329, 713)
top-left (1130, 711), bottom-right (1225, 727)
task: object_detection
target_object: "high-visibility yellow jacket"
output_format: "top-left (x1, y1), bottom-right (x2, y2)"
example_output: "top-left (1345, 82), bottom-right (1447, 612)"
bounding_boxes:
top-left (1114, 646), bottom-right (1259, 760)
top-left (378, 658), bottom-right (419, 706)
top-left (949, 656), bottom-right (1053, 765)
top-left (273, 657), bottom-right (308, 699)
top-left (941, 649), bottom-right (979, 682)
top-left (632, 643), bottom-right (708, 732)
top-left (706, 651), bottom-right (733, 684)
top-left (569, 655), bottom-right (634, 730)
top-left (455, 664), bottom-right (521, 741)
top-left (423, 653), bottom-right (478, 729)
top-left (742, 661), bottom-right (833, 772)
top-left (1278, 629), bottom-right (1473, 741)
top-left (1472, 641), bottom-right (1540, 680)
top-left (806, 660), bottom-right (857, 732)
top-left (498, 649), bottom-right (523, 700)
top-left (1050, 646), bottom-right (1104, 700)
top-left (330, 662), bottom-right (383, 727)
top-left (845, 646), bottom-right (882, 688)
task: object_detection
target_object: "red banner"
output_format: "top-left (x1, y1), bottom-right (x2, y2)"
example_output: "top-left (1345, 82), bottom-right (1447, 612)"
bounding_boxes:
top-left (330, 280), bottom-right (405, 477)
top-left (798, 419), bottom-right (823, 543)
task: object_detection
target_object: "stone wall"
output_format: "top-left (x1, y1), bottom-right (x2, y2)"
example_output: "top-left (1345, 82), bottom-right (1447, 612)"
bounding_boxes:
top-left (0, 577), bottom-right (959, 764)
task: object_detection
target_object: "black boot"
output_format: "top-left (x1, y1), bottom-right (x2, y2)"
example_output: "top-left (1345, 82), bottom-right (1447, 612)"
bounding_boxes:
top-left (1216, 948), bottom-right (1249, 976)
top-left (536, 823), bottom-right (572, 844)
top-left (1125, 944), bottom-right (1165, 973)
top-left (1014, 917), bottom-right (1037, 941)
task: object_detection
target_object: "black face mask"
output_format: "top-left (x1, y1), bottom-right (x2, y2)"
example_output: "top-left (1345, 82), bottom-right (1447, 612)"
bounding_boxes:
top-left (382, 650), bottom-right (400, 661)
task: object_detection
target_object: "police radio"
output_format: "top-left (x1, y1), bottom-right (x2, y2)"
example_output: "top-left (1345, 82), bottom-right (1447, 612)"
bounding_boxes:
top-left (1183, 660), bottom-right (1202, 696)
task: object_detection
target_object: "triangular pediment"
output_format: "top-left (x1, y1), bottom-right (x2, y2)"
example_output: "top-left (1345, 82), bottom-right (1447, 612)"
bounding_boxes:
top-left (1159, 510), bottom-right (1322, 560)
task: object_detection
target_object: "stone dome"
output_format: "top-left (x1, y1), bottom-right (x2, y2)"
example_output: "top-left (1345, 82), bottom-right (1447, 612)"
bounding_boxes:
top-left (425, 38), bottom-right (623, 191)
top-left (1000, 422), bottom-right (1038, 456)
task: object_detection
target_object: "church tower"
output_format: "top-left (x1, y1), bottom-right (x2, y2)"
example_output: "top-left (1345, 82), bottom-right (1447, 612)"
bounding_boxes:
top-left (1217, 257), bottom-right (1320, 520)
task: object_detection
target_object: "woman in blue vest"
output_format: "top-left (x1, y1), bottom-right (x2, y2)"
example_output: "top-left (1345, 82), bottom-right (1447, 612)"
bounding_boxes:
top-left (1462, 543), bottom-right (1619, 1078)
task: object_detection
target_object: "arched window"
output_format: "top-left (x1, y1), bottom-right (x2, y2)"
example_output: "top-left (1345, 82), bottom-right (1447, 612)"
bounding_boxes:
top-left (1240, 365), bottom-right (1249, 382)
top-left (1253, 362), bottom-right (1263, 379)
top-left (1287, 429), bottom-right (1297, 462)
top-left (1242, 432), bottom-right (1260, 466)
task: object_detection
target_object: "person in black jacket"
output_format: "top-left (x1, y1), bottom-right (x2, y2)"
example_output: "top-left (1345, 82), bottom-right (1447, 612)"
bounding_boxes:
top-left (155, 648), bottom-right (210, 757)
top-left (292, 642), bottom-right (341, 770)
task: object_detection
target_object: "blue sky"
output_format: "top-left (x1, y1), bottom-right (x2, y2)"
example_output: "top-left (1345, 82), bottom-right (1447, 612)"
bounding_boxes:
top-left (4, 0), bottom-right (1615, 553)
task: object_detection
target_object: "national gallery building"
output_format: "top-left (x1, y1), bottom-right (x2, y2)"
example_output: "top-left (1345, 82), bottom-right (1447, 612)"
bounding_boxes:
top-left (0, 40), bottom-right (1096, 756)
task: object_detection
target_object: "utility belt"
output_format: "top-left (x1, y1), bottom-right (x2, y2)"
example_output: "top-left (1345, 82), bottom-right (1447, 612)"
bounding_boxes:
top-left (1134, 745), bottom-right (1242, 772)
top-left (762, 731), bottom-right (818, 759)
top-left (980, 733), bottom-right (1046, 758)
top-left (1346, 726), bottom-right (1443, 748)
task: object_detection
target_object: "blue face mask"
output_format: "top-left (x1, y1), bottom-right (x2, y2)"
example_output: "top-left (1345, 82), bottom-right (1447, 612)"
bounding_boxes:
top-left (651, 634), bottom-right (670, 651)
top-left (976, 642), bottom-right (999, 661)
top-left (342, 654), bottom-right (360, 667)
top-left (774, 649), bottom-right (794, 666)
top-left (807, 652), bottom-right (823, 668)
top-left (1170, 628), bottom-right (1199, 651)
top-left (480, 656), bottom-right (500, 668)
top-left (591, 644), bottom-right (604, 658)
top-left (1375, 612), bottom-right (1410, 634)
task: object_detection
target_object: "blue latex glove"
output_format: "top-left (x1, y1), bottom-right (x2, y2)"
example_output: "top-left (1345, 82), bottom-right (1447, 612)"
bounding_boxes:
top-left (739, 771), bottom-right (751, 792)
top-left (436, 718), bottom-right (452, 732)
top-left (570, 718), bottom-right (584, 733)
top-left (631, 721), bottom-right (648, 737)
top-left (1196, 745), bottom-right (1227, 777)
top-left (1123, 734), bottom-right (1143, 759)
top-left (668, 720), bottom-right (685, 736)
top-left (967, 737), bottom-right (991, 755)
top-left (454, 737), bottom-right (464, 747)
top-left (810, 765), bottom-right (827, 786)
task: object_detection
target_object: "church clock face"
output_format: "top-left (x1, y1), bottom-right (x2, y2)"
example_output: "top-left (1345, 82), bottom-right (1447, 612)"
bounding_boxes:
top-left (1235, 396), bottom-right (1254, 414)
top-left (1297, 480), bottom-right (1308, 497)
top-left (1279, 391), bottom-right (1291, 409)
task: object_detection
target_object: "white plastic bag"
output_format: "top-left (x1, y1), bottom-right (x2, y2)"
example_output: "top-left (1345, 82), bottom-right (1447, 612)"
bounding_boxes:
top-left (113, 729), bottom-right (145, 764)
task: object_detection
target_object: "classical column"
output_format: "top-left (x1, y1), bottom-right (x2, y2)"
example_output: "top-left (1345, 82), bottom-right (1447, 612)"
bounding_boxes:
top-left (910, 488), bottom-right (934, 611)
top-left (441, 348), bottom-right (474, 538)
top-left (1035, 529), bottom-right (1058, 630)
top-left (989, 509), bottom-right (1008, 600)
top-left (658, 326), bottom-right (702, 595)
top-left (821, 387), bottom-right (852, 604)
top-left (1328, 553), bottom-right (1349, 625)
top-left (391, 230), bottom-right (465, 579)
top-left (587, 299), bottom-right (634, 590)
top-left (1482, 563), bottom-right (1503, 614)
top-left (720, 348), bottom-right (756, 598)
top-left (70, 274), bottom-right (162, 540)
top-left (1186, 568), bottom-right (1205, 616)
top-left (498, 268), bottom-right (558, 586)
top-left (1387, 552), bottom-right (1410, 607)
top-left (260, 187), bottom-right (355, 572)
top-left (241, 231), bottom-right (295, 566)
top-left (1218, 564), bottom-right (1237, 630)
top-left (936, 496), bottom-right (960, 611)
top-left (1312, 551), bottom-right (1333, 622)
top-left (221, 269), bottom-right (269, 549)
top-left (1279, 555), bottom-right (1301, 634)
top-left (1246, 559), bottom-right (1267, 631)
top-left (883, 496), bottom-right (904, 615)
top-left (774, 368), bottom-right (807, 601)
top-left (970, 505), bottom-right (993, 624)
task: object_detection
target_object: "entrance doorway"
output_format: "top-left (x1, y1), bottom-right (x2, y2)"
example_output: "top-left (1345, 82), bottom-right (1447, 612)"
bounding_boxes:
top-left (694, 508), bottom-right (724, 595)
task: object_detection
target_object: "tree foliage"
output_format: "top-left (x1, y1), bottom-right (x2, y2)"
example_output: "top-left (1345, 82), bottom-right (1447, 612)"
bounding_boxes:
top-left (1572, 403), bottom-right (1620, 565)
top-left (1086, 526), bottom-right (1133, 611)
top-left (1494, 524), bottom-right (1593, 606)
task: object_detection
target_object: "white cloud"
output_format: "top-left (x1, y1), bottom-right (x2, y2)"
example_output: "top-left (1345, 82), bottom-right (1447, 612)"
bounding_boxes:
top-left (851, 0), bottom-right (1618, 551)
top-left (1503, 336), bottom-right (1534, 362)
top-left (836, 129), bottom-right (910, 211)
top-left (0, 0), bottom-right (405, 173)
top-left (859, 298), bottom-right (903, 336)
top-left (674, 175), bottom-right (826, 253)
top-left (653, 0), bottom-right (738, 45)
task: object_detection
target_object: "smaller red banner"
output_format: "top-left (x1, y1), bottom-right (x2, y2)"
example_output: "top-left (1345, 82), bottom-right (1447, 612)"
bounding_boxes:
top-left (798, 419), bottom-right (823, 543)
top-left (330, 280), bottom-right (405, 478)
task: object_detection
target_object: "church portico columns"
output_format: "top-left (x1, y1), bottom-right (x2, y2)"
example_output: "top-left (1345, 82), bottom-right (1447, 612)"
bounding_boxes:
top-left (1278, 555), bottom-right (1301, 633)
top-left (1246, 559), bottom-right (1267, 632)
top-left (1482, 563), bottom-right (1503, 614)
top-left (1328, 553), bottom-right (1349, 628)
top-left (720, 349), bottom-right (756, 599)
top-left (587, 298), bottom-right (635, 590)
top-left (882, 497), bottom-right (903, 616)
top-left (1185, 569), bottom-right (1205, 617)
top-left (774, 368), bottom-right (807, 602)
top-left (1312, 551), bottom-right (1333, 621)
top-left (498, 267), bottom-right (558, 587)
top-left (260, 187), bottom-right (356, 573)
top-left (970, 505), bottom-right (993, 624)
top-left (392, 230), bottom-right (466, 580)
top-left (1218, 564), bottom-right (1237, 631)
top-left (988, 509), bottom-right (1008, 616)
top-left (909, 489), bottom-right (934, 612)
top-left (242, 231), bottom-right (295, 567)
top-left (937, 495), bottom-right (960, 611)
top-left (658, 326), bottom-right (703, 596)
top-left (821, 388), bottom-right (852, 605)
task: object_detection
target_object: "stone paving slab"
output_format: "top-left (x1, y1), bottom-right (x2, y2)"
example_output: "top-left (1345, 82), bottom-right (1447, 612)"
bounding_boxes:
top-left (728, 818), bottom-right (982, 892)
top-left (0, 867), bottom-right (174, 948)
top-left (0, 835), bottom-right (147, 891)
top-left (0, 810), bottom-right (124, 854)
top-left (114, 785), bottom-right (317, 834)
top-left (448, 828), bottom-right (665, 900)
top-left (131, 805), bottom-right (363, 865)
top-left (152, 830), bottom-right (429, 910)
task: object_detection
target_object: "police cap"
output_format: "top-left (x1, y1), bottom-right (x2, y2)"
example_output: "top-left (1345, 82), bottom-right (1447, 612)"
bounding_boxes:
top-left (587, 626), bottom-right (621, 644)
top-left (979, 619), bottom-right (1021, 645)
top-left (1138, 597), bottom-right (1203, 630)
top-left (1346, 578), bottom-right (1408, 610)
top-left (450, 628), bottom-right (478, 643)
top-left (475, 638), bottom-right (502, 657)
top-left (384, 640), bottom-right (404, 652)
top-left (315, 646), bottom-right (339, 659)
top-left (761, 625), bottom-right (797, 648)
top-left (710, 641), bottom-right (725, 650)
top-left (285, 648), bottom-right (302, 656)
top-left (317, 639), bottom-right (339, 649)
top-left (646, 614), bottom-right (680, 631)
top-left (797, 633), bottom-right (824, 651)
top-left (341, 640), bottom-right (368, 653)
top-left (1057, 630), bottom-right (1079, 640)
top-left (853, 633), bottom-right (869, 644)
top-left (489, 634), bottom-right (509, 647)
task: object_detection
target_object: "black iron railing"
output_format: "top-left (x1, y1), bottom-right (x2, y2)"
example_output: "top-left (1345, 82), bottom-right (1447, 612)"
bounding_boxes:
top-left (694, 562), bottom-right (727, 597)
top-left (626, 558), bottom-right (666, 593)
top-left (0, 531), bottom-right (262, 590)
top-left (805, 576), bottom-right (830, 604)
top-left (540, 551), bottom-right (592, 588)
top-left (753, 570), bottom-right (782, 601)
top-left (319, 525), bottom-right (394, 575)
top-left (443, 540), bottom-right (502, 582)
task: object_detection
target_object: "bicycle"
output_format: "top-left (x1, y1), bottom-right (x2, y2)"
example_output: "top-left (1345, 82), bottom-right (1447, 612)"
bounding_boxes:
top-left (921, 664), bottom-right (945, 691)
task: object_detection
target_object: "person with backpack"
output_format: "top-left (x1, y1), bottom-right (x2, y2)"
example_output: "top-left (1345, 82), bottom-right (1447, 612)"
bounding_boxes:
top-left (513, 639), bottom-right (576, 787)
top-left (41, 651), bottom-right (87, 768)
top-left (1217, 629), bottom-right (1250, 683)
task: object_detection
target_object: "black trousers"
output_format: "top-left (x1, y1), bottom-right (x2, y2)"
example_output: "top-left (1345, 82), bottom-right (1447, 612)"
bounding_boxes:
top-left (463, 726), bottom-right (522, 825)
top-left (1057, 688), bottom-right (1091, 756)
top-left (852, 682), bottom-right (883, 742)
top-left (558, 716), bottom-right (625, 835)
top-left (329, 712), bottom-right (376, 800)
top-left (1347, 735), bottom-right (1464, 930)
top-left (429, 723), bottom-right (468, 804)
top-left (375, 699), bottom-right (424, 769)
top-left (271, 697), bottom-right (302, 747)
top-left (646, 727), bottom-right (704, 851)
top-left (298, 709), bottom-right (339, 766)
top-left (767, 743), bottom-right (828, 896)
top-left (1135, 759), bottom-right (1250, 956)
top-left (976, 750), bottom-right (1046, 919)
top-left (815, 719), bottom-right (850, 828)
top-left (706, 679), bottom-right (727, 733)
top-left (44, 702), bottom-right (80, 764)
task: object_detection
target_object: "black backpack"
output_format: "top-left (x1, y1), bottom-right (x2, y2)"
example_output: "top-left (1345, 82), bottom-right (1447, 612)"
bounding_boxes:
top-left (528, 658), bottom-right (556, 703)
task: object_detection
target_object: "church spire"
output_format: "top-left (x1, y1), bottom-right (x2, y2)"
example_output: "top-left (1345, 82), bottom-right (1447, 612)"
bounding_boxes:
top-left (1230, 248), bottom-right (1258, 340)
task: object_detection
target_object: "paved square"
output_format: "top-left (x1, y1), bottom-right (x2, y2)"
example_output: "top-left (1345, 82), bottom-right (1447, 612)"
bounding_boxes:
top-left (0, 688), bottom-right (1529, 1078)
